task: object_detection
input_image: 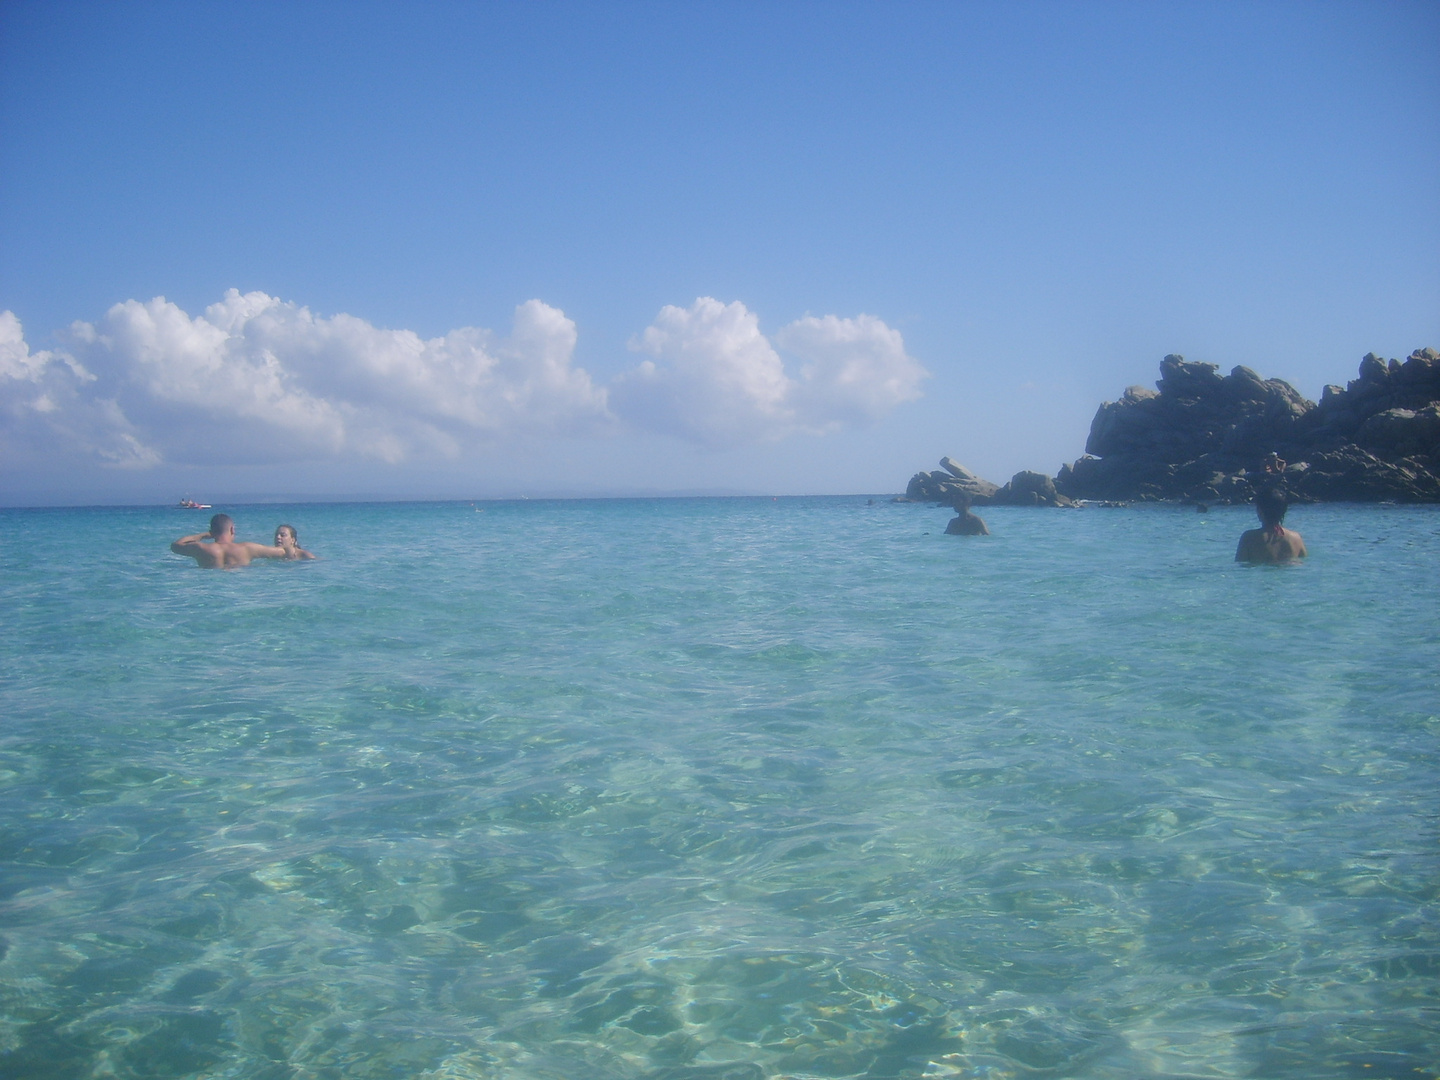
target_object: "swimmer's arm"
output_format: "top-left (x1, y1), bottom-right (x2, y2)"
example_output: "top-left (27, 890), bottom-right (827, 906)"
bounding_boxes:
top-left (241, 542), bottom-right (291, 560)
top-left (171, 532), bottom-right (211, 555)
top-left (1235, 530), bottom-right (1262, 562)
top-left (271, 541), bottom-right (315, 560)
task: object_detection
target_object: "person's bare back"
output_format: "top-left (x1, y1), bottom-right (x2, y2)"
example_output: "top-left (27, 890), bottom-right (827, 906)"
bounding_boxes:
top-left (945, 508), bottom-right (990, 535)
top-left (1235, 525), bottom-right (1307, 564)
top-left (1236, 489), bottom-right (1307, 564)
top-left (171, 513), bottom-right (291, 568)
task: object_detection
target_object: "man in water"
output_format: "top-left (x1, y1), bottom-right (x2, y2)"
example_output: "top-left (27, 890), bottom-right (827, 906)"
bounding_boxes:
top-left (1235, 488), bottom-right (1307, 563)
top-left (944, 496), bottom-right (990, 536)
top-left (171, 513), bottom-right (298, 568)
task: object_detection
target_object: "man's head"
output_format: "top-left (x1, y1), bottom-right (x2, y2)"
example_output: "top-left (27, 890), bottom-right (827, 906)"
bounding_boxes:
top-left (209, 513), bottom-right (235, 540)
top-left (1254, 488), bottom-right (1287, 528)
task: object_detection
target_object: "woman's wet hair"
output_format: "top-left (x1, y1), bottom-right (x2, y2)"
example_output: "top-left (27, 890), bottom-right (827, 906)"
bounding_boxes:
top-left (1255, 487), bottom-right (1288, 527)
top-left (275, 523), bottom-right (298, 544)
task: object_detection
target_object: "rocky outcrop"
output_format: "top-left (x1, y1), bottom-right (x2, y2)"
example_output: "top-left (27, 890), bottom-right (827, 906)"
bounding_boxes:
top-left (991, 470), bottom-right (1078, 507)
top-left (904, 461), bottom-right (999, 506)
top-left (902, 462), bottom-right (1075, 507)
top-left (1056, 349), bottom-right (1440, 503)
top-left (902, 349), bottom-right (1440, 505)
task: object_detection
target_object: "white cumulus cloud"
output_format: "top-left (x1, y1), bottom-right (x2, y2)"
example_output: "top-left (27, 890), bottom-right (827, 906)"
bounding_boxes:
top-left (611, 298), bottom-right (927, 447)
top-left (1, 310), bottom-right (159, 469)
top-left (612, 298), bottom-right (796, 447)
top-left (778, 312), bottom-right (928, 430)
top-left (2, 291), bottom-right (927, 478)
top-left (84, 294), bottom-right (350, 459)
top-left (59, 290), bottom-right (612, 466)
top-left (1, 309), bottom-right (90, 386)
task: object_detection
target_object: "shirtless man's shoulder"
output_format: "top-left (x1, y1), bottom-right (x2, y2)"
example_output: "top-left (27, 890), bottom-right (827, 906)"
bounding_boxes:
top-left (1236, 527), bottom-right (1306, 563)
top-left (173, 515), bottom-right (307, 568)
top-left (215, 541), bottom-right (288, 567)
top-left (191, 541), bottom-right (251, 567)
top-left (219, 542), bottom-right (256, 567)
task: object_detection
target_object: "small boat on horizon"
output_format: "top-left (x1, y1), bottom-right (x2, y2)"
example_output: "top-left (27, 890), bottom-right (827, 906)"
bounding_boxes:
top-left (177, 496), bottom-right (212, 509)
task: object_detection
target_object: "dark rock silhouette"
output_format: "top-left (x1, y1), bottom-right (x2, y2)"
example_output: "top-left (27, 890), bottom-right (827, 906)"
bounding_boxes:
top-left (1057, 350), bottom-right (1440, 502)
top-left (901, 348), bottom-right (1440, 505)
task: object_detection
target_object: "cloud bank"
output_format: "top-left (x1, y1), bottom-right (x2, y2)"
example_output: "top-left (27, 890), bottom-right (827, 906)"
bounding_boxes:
top-left (2, 291), bottom-right (927, 474)
top-left (612, 299), bottom-right (926, 447)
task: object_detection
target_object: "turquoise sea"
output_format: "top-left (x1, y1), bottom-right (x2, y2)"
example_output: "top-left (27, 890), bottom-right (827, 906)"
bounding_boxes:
top-left (0, 497), bottom-right (1436, 1080)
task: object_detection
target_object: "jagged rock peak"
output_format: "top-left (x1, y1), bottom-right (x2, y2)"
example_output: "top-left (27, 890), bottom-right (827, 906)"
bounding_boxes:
top-left (903, 350), bottom-right (1440, 507)
top-left (939, 456), bottom-right (979, 480)
top-left (1057, 350), bottom-right (1440, 503)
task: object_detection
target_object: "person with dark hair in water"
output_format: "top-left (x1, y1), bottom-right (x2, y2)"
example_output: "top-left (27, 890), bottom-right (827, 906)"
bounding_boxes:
top-left (171, 513), bottom-right (296, 568)
top-left (1235, 488), bottom-right (1306, 563)
top-left (273, 524), bottom-right (315, 560)
top-left (945, 495), bottom-right (990, 536)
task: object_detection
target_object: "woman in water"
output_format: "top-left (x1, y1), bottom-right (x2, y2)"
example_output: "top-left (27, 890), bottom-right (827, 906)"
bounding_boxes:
top-left (1235, 488), bottom-right (1306, 563)
top-left (274, 524), bottom-right (316, 560)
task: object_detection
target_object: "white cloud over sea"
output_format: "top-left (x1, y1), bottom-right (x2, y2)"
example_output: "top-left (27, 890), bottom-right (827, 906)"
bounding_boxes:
top-left (1, 292), bottom-right (927, 474)
top-left (613, 299), bottom-right (927, 447)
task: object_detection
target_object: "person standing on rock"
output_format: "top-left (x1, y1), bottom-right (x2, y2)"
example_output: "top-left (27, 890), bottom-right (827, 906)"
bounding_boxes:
top-left (1236, 488), bottom-right (1306, 563)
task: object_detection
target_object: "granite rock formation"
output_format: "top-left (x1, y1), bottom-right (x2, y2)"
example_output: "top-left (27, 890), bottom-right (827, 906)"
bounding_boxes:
top-left (903, 459), bottom-right (996, 505)
top-left (993, 470), bottom-right (1078, 507)
top-left (1056, 350), bottom-right (1440, 503)
top-left (903, 461), bottom-right (1075, 507)
top-left (902, 348), bottom-right (1440, 505)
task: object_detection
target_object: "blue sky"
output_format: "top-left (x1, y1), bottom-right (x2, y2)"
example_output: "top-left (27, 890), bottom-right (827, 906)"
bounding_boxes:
top-left (2, 0), bottom-right (1436, 504)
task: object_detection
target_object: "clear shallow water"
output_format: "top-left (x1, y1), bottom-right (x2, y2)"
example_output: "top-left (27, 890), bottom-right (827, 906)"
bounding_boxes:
top-left (0, 497), bottom-right (1436, 1080)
